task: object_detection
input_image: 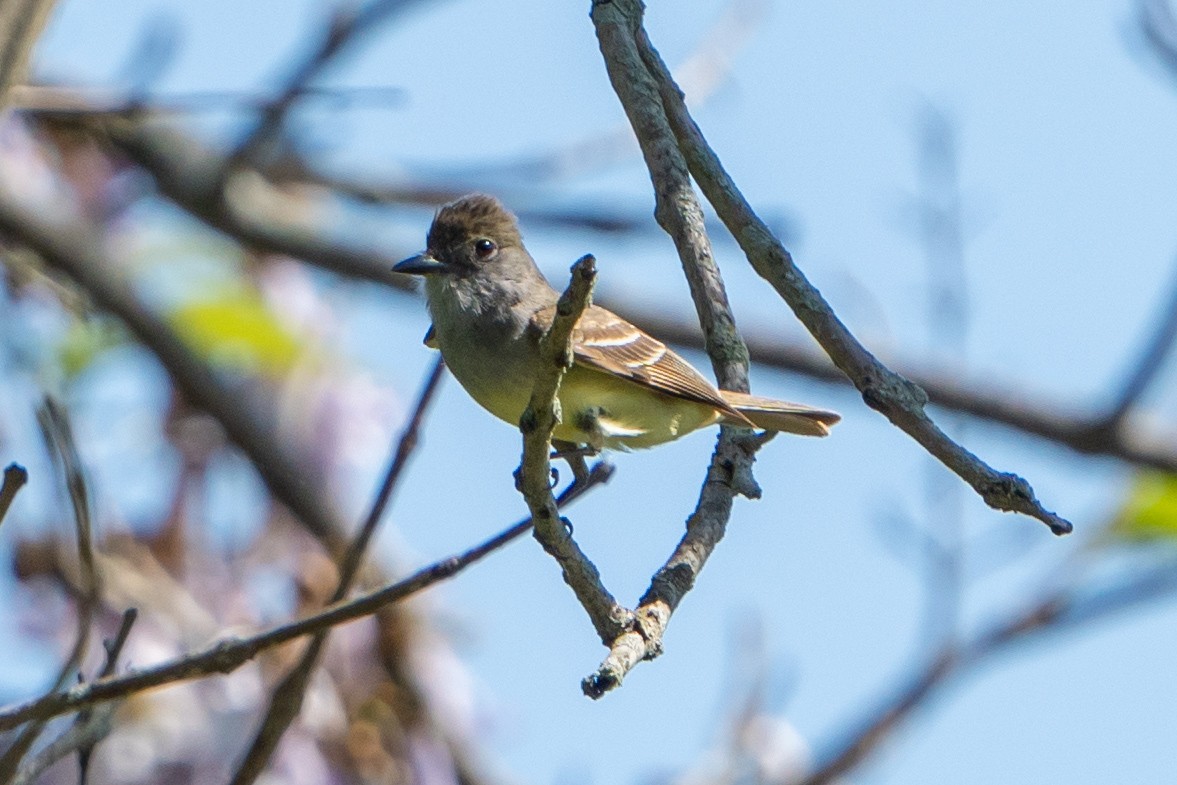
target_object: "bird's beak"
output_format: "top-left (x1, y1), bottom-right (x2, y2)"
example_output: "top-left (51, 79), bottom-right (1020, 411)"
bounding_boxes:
top-left (393, 253), bottom-right (449, 276)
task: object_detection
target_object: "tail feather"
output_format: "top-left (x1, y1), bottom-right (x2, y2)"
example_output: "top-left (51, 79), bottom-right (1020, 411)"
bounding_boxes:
top-left (718, 390), bottom-right (840, 437)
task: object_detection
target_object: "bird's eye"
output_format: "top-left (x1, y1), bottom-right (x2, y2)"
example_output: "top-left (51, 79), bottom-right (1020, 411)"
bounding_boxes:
top-left (474, 238), bottom-right (497, 259)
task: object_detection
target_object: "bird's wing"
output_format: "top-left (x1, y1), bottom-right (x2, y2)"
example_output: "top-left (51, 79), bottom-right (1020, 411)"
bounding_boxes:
top-left (530, 304), bottom-right (751, 424)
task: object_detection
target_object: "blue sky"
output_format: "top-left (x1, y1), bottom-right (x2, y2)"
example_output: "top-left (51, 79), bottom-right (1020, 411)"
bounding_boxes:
top-left (16, 1), bottom-right (1177, 783)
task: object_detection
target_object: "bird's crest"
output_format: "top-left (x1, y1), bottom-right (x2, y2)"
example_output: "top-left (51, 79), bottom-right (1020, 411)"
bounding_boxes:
top-left (427, 194), bottom-right (523, 251)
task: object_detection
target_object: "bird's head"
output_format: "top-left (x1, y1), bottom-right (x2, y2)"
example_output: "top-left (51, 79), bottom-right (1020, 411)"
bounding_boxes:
top-left (394, 194), bottom-right (525, 278)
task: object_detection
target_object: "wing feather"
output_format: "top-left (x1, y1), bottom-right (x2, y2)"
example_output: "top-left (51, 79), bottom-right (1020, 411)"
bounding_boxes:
top-left (531, 304), bottom-right (751, 424)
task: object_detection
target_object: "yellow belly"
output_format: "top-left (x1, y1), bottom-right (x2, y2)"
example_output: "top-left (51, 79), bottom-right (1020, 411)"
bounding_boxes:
top-left (460, 363), bottom-right (719, 451)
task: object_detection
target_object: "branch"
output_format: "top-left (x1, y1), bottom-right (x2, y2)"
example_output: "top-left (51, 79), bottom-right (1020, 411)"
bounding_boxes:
top-left (0, 401), bottom-right (100, 780)
top-left (629, 14), bottom-right (1071, 535)
top-left (0, 183), bottom-right (352, 554)
top-left (585, 0), bottom-right (765, 698)
top-left (800, 560), bottom-right (1177, 785)
top-left (1098, 260), bottom-right (1177, 428)
top-left (72, 607), bottom-right (138, 783)
top-left (1140, 0), bottom-right (1177, 84)
top-left (621, 305), bottom-right (1177, 472)
top-left (0, 0), bottom-right (57, 107)
top-left (229, 358), bottom-right (445, 785)
top-left (0, 463), bottom-right (28, 527)
top-left (226, 0), bottom-right (428, 168)
top-left (0, 472), bottom-right (609, 734)
top-left (8, 83), bottom-right (406, 116)
top-left (28, 73), bottom-right (1177, 477)
top-left (10, 705), bottom-right (116, 785)
top-left (87, 115), bottom-right (410, 289)
top-left (38, 109), bottom-right (1177, 475)
top-left (518, 255), bottom-right (631, 644)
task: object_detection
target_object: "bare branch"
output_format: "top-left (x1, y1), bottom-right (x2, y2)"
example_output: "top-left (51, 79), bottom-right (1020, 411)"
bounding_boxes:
top-left (1140, 0), bottom-right (1177, 83)
top-left (88, 115), bottom-right (409, 289)
top-left (801, 560), bottom-right (1177, 785)
top-left (1098, 260), bottom-right (1177, 428)
top-left (585, 0), bottom-right (765, 698)
top-left (0, 0), bottom-right (58, 107)
top-left (229, 358), bottom-right (445, 785)
top-left (0, 400), bottom-right (100, 781)
top-left (8, 83), bottom-right (405, 116)
top-left (628, 13), bottom-right (1071, 535)
top-left (0, 471), bottom-right (609, 734)
top-left (73, 607), bottom-right (139, 783)
top-left (0, 463), bottom-right (28, 527)
top-left (226, 0), bottom-right (428, 168)
top-left (11, 705), bottom-right (116, 785)
top-left (0, 183), bottom-right (353, 554)
top-left (43, 108), bottom-right (1177, 475)
top-left (517, 255), bottom-right (631, 644)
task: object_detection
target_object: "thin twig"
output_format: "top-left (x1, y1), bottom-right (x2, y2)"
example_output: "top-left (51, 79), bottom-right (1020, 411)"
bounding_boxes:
top-left (628, 10), bottom-right (1071, 535)
top-left (0, 469), bottom-right (610, 734)
top-left (0, 401), bottom-right (100, 780)
top-left (912, 105), bottom-right (967, 650)
top-left (99, 608), bottom-right (138, 680)
top-left (74, 608), bottom-right (138, 784)
top-left (1140, 0), bottom-right (1177, 82)
top-left (82, 115), bottom-right (409, 289)
top-left (8, 84), bottom-right (405, 116)
top-left (518, 255), bottom-right (630, 644)
top-left (0, 463), bottom-right (28, 527)
top-left (1098, 260), bottom-right (1177, 428)
top-left (584, 0), bottom-right (767, 698)
top-left (226, 0), bottom-right (426, 169)
top-left (800, 559), bottom-right (1177, 785)
top-left (229, 357), bottom-right (445, 785)
top-left (11, 705), bottom-right (116, 785)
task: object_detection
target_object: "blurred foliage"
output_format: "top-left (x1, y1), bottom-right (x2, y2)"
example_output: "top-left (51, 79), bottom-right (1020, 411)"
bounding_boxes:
top-left (56, 316), bottom-right (124, 379)
top-left (167, 286), bottom-right (305, 376)
top-left (1109, 471), bottom-right (1177, 544)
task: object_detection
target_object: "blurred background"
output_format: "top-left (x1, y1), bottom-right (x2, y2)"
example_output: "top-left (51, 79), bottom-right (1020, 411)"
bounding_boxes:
top-left (2, 0), bottom-right (1177, 783)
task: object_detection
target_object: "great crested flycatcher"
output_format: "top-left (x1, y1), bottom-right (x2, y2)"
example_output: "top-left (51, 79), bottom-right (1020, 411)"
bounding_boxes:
top-left (394, 194), bottom-right (839, 460)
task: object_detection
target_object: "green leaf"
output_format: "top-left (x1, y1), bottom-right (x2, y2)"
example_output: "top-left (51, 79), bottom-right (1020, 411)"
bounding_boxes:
top-left (167, 288), bottom-right (304, 376)
top-left (1109, 472), bottom-right (1177, 544)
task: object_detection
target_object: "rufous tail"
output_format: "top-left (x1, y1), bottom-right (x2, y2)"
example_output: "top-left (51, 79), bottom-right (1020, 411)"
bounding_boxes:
top-left (718, 390), bottom-right (840, 436)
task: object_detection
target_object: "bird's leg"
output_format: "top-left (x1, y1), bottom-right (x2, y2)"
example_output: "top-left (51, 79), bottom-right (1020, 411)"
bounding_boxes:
top-left (552, 439), bottom-right (596, 488)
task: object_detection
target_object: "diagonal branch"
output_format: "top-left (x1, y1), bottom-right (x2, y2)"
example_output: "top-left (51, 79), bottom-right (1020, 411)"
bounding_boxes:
top-left (86, 115), bottom-right (409, 289)
top-left (229, 358), bottom-right (445, 785)
top-left (225, 0), bottom-right (429, 169)
top-left (0, 401), bottom-right (100, 780)
top-left (0, 0), bottom-right (58, 108)
top-left (800, 559), bottom-right (1177, 785)
top-left (617, 306), bottom-right (1177, 472)
top-left (0, 183), bottom-right (352, 554)
top-left (0, 473), bottom-right (610, 735)
top-left (1097, 260), bottom-right (1177, 429)
top-left (518, 255), bottom-right (631, 644)
top-left (628, 14), bottom-right (1071, 535)
top-left (28, 77), bottom-right (1177, 477)
top-left (585, 0), bottom-right (766, 698)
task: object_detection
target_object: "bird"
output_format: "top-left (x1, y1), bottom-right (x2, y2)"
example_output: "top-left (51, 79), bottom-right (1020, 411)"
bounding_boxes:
top-left (393, 194), bottom-right (838, 481)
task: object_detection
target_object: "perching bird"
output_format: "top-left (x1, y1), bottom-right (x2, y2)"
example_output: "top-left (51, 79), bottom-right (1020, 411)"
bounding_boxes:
top-left (394, 194), bottom-right (838, 478)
